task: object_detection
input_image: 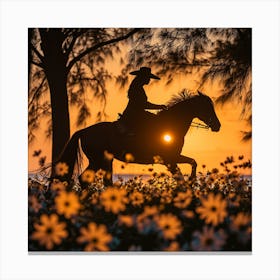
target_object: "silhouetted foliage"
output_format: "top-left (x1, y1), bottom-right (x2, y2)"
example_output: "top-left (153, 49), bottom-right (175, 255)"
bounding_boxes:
top-left (115, 28), bottom-right (211, 87)
top-left (116, 28), bottom-right (252, 140)
top-left (29, 28), bottom-right (251, 164)
top-left (201, 29), bottom-right (251, 140)
top-left (29, 28), bottom-right (141, 161)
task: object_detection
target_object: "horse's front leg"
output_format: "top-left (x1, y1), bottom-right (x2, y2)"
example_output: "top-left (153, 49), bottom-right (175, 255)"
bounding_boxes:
top-left (167, 162), bottom-right (184, 180)
top-left (167, 155), bottom-right (197, 179)
top-left (178, 155), bottom-right (197, 179)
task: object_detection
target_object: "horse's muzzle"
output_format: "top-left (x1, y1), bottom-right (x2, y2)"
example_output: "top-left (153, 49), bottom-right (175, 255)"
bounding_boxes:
top-left (211, 123), bottom-right (221, 132)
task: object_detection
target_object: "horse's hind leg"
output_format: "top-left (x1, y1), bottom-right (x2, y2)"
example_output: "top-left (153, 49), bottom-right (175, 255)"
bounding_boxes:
top-left (79, 155), bottom-right (113, 187)
top-left (167, 163), bottom-right (184, 180)
top-left (99, 157), bottom-right (113, 186)
top-left (78, 162), bottom-right (96, 189)
top-left (79, 126), bottom-right (114, 187)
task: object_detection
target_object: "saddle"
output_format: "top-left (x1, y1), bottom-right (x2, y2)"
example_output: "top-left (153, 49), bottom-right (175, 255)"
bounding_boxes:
top-left (115, 111), bottom-right (157, 137)
top-left (114, 114), bottom-right (136, 137)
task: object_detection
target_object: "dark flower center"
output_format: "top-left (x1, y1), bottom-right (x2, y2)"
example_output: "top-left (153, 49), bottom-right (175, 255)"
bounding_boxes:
top-left (92, 237), bottom-right (99, 244)
top-left (164, 224), bottom-right (170, 230)
top-left (240, 225), bottom-right (247, 231)
top-left (46, 227), bottom-right (53, 234)
top-left (211, 206), bottom-right (217, 212)
top-left (205, 238), bottom-right (213, 246)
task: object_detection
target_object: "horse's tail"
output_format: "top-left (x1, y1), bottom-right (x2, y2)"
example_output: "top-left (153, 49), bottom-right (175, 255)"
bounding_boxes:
top-left (52, 130), bottom-right (83, 182)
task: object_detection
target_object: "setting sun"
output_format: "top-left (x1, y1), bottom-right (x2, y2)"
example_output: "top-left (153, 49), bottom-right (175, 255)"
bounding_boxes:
top-left (163, 134), bottom-right (172, 143)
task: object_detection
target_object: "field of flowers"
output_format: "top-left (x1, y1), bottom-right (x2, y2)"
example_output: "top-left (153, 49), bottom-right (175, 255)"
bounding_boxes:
top-left (28, 156), bottom-right (251, 252)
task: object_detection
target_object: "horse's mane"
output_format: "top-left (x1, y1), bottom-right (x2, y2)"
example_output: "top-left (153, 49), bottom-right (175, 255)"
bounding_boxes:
top-left (167, 89), bottom-right (197, 108)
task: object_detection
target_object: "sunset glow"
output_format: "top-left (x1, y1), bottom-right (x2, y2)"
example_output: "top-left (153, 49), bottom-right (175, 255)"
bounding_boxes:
top-left (28, 28), bottom-right (252, 176)
top-left (163, 134), bottom-right (172, 143)
top-left (27, 27), bottom-right (253, 254)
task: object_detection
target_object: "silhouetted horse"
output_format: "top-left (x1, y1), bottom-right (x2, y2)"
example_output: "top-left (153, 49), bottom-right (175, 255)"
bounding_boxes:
top-left (56, 91), bottom-right (221, 185)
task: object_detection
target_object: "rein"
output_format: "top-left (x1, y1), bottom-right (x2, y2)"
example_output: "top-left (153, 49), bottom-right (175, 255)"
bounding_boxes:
top-left (190, 121), bottom-right (209, 130)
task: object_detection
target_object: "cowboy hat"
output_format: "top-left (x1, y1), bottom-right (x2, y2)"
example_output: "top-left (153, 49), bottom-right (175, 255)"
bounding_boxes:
top-left (129, 67), bottom-right (160, 80)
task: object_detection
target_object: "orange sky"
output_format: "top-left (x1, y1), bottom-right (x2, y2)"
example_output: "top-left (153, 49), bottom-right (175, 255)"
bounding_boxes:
top-left (28, 57), bottom-right (252, 176)
top-left (108, 73), bottom-right (251, 175)
top-left (29, 35), bottom-right (252, 178)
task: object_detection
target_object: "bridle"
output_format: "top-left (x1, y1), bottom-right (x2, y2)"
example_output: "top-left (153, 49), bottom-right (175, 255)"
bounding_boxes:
top-left (191, 120), bottom-right (210, 130)
top-left (191, 121), bottom-right (209, 130)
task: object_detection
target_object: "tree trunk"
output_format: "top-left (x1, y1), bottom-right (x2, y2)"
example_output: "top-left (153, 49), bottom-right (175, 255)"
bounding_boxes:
top-left (47, 69), bottom-right (70, 162)
top-left (40, 29), bottom-right (70, 163)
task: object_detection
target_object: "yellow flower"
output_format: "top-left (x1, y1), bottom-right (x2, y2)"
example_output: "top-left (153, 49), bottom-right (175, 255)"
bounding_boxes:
top-left (28, 179), bottom-right (45, 191)
top-left (129, 191), bottom-right (144, 206)
top-left (104, 171), bottom-right (112, 181)
top-left (182, 210), bottom-right (195, 219)
top-left (77, 222), bottom-right (112, 251)
top-left (231, 212), bottom-right (251, 232)
top-left (50, 179), bottom-right (68, 192)
top-left (160, 190), bottom-right (173, 204)
top-left (100, 187), bottom-right (128, 214)
top-left (173, 189), bottom-right (192, 208)
top-left (55, 191), bottom-right (81, 218)
top-left (104, 150), bottom-right (114, 161)
top-left (81, 169), bottom-right (95, 184)
top-left (138, 206), bottom-right (158, 219)
top-left (96, 169), bottom-right (106, 179)
top-left (206, 174), bottom-right (216, 186)
top-left (55, 162), bottom-right (69, 176)
top-left (227, 192), bottom-right (241, 207)
top-left (196, 193), bottom-right (227, 226)
top-left (136, 206), bottom-right (159, 231)
top-left (230, 212), bottom-right (251, 244)
top-left (191, 226), bottom-right (226, 251)
top-left (153, 155), bottom-right (164, 164)
top-left (118, 215), bottom-right (134, 227)
top-left (28, 195), bottom-right (41, 213)
top-left (125, 153), bottom-right (135, 163)
top-left (90, 193), bottom-right (99, 205)
top-left (143, 193), bottom-right (153, 202)
top-left (79, 189), bottom-right (89, 201)
top-left (155, 213), bottom-right (182, 240)
top-left (164, 241), bottom-right (180, 251)
top-left (194, 189), bottom-right (201, 198)
top-left (31, 214), bottom-right (68, 250)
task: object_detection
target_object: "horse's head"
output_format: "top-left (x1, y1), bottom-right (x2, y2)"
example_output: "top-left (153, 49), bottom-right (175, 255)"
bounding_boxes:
top-left (195, 91), bottom-right (221, 132)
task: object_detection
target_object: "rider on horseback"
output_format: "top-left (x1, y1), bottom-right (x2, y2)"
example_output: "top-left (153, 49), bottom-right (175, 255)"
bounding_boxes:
top-left (118, 67), bottom-right (167, 136)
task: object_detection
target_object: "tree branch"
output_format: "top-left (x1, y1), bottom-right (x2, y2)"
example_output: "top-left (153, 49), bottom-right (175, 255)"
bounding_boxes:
top-left (30, 60), bottom-right (44, 69)
top-left (64, 30), bottom-right (85, 58)
top-left (31, 44), bottom-right (44, 63)
top-left (65, 36), bottom-right (78, 57)
top-left (29, 76), bottom-right (47, 107)
top-left (66, 28), bottom-right (141, 73)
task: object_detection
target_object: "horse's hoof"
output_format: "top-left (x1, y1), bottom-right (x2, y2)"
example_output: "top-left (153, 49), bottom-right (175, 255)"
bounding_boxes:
top-left (173, 172), bottom-right (185, 182)
top-left (189, 175), bottom-right (196, 182)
